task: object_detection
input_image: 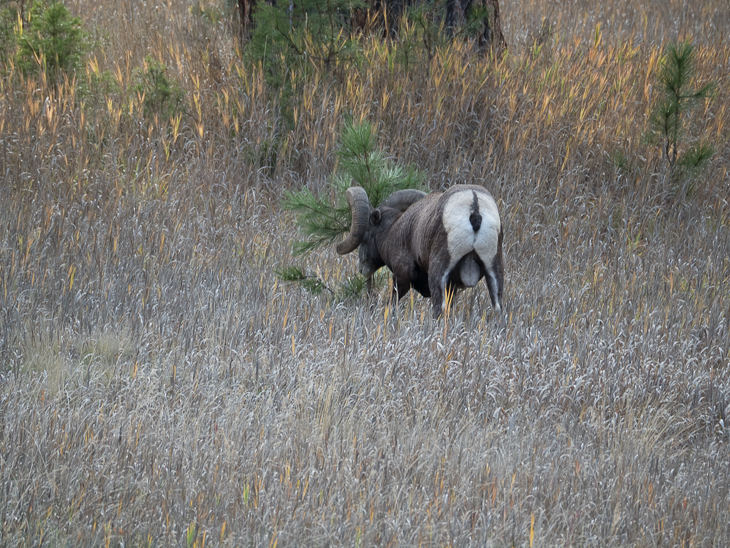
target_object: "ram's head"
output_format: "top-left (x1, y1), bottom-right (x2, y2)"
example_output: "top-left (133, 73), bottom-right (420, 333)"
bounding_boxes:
top-left (336, 187), bottom-right (427, 277)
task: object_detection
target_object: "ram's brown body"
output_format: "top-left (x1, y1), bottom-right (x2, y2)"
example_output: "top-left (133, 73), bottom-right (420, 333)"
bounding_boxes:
top-left (339, 185), bottom-right (504, 318)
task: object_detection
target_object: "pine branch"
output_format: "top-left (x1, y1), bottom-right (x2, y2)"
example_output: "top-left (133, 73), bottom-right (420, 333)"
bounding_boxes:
top-left (275, 266), bottom-right (332, 294)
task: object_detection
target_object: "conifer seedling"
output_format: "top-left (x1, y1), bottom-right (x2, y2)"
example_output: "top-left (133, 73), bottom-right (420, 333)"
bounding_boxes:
top-left (280, 120), bottom-right (426, 297)
top-left (647, 40), bottom-right (716, 170)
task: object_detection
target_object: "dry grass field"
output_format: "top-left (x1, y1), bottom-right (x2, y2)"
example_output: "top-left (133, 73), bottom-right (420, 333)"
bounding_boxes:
top-left (1, 0), bottom-right (729, 545)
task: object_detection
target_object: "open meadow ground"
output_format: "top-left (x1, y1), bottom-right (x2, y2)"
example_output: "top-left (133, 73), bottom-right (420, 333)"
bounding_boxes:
top-left (1, 0), bottom-right (730, 545)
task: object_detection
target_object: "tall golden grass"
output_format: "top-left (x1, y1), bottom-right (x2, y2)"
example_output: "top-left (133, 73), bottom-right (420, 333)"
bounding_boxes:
top-left (1, 0), bottom-right (729, 546)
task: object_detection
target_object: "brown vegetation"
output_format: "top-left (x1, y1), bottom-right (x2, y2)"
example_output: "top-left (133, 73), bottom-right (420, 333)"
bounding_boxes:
top-left (1, 0), bottom-right (729, 545)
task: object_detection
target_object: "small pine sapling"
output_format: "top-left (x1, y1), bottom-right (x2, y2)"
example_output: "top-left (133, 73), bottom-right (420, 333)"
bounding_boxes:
top-left (130, 56), bottom-right (186, 122)
top-left (16, 0), bottom-right (89, 86)
top-left (280, 120), bottom-right (426, 297)
top-left (283, 120), bottom-right (426, 255)
top-left (647, 40), bottom-right (716, 171)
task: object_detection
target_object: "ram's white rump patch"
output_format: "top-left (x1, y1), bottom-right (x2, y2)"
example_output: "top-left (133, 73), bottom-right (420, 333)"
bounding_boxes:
top-left (441, 189), bottom-right (501, 286)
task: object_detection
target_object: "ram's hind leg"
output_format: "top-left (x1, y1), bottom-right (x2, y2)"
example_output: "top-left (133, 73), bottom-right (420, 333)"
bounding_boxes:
top-left (477, 252), bottom-right (504, 314)
top-left (430, 272), bottom-right (458, 319)
top-left (427, 260), bottom-right (452, 318)
top-left (485, 271), bottom-right (502, 313)
top-left (484, 258), bottom-right (504, 314)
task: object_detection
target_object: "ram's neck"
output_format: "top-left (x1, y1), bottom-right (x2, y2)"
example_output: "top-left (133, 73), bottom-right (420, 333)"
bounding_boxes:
top-left (375, 212), bottom-right (404, 266)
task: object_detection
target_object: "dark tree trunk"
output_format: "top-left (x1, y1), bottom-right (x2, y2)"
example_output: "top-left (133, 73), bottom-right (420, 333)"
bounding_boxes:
top-left (238, 0), bottom-right (280, 42)
top-left (485, 0), bottom-right (506, 55)
top-left (448, 0), bottom-right (507, 55)
top-left (238, 0), bottom-right (255, 42)
top-left (354, 0), bottom-right (414, 38)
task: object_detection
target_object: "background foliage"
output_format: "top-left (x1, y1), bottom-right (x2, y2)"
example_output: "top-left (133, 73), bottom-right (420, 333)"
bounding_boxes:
top-left (0, 0), bottom-right (729, 546)
top-left (15, 0), bottom-right (89, 84)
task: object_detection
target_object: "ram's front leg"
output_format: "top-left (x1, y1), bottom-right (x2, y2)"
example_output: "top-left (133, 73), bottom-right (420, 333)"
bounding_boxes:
top-left (366, 275), bottom-right (374, 295)
top-left (391, 277), bottom-right (411, 306)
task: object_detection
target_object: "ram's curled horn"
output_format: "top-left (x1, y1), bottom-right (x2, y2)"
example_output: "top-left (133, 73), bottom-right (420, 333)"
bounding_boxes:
top-left (336, 186), bottom-right (371, 255)
top-left (379, 189), bottom-right (427, 211)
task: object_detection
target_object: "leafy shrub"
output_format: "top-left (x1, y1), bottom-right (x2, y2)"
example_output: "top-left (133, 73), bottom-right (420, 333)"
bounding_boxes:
top-left (130, 56), bottom-right (186, 122)
top-left (16, 0), bottom-right (88, 85)
top-left (0, 4), bottom-right (20, 68)
top-left (247, 0), bottom-right (363, 120)
top-left (189, 1), bottom-right (226, 24)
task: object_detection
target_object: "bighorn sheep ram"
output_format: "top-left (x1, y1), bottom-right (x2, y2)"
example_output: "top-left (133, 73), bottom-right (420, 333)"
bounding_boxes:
top-left (336, 184), bottom-right (504, 318)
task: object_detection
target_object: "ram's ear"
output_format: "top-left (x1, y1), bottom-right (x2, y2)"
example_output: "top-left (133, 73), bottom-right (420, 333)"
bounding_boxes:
top-left (370, 209), bottom-right (382, 225)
